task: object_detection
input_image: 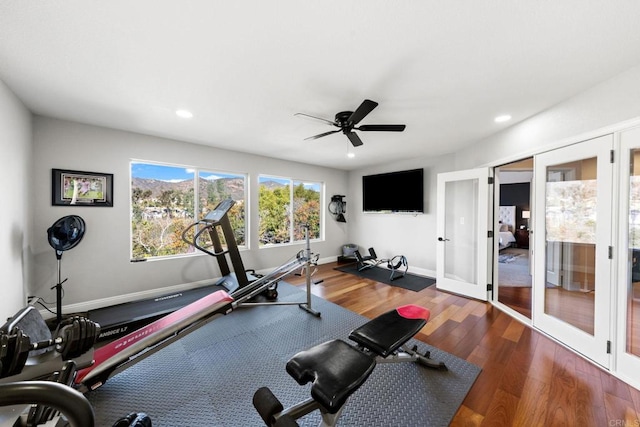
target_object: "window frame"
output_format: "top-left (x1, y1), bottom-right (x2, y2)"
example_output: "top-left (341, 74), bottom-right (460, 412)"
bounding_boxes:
top-left (257, 174), bottom-right (323, 248)
top-left (130, 160), bottom-right (248, 261)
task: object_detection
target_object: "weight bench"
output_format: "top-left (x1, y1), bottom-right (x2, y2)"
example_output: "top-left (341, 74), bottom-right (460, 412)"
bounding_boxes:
top-left (354, 248), bottom-right (409, 281)
top-left (253, 305), bottom-right (446, 427)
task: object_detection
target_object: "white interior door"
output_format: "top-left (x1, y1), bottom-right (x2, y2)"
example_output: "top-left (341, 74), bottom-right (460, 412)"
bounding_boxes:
top-left (533, 134), bottom-right (613, 368)
top-left (436, 168), bottom-right (490, 301)
top-left (615, 127), bottom-right (640, 390)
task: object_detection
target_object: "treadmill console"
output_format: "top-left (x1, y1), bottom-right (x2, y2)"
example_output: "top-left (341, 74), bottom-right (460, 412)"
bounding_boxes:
top-left (204, 198), bottom-right (235, 223)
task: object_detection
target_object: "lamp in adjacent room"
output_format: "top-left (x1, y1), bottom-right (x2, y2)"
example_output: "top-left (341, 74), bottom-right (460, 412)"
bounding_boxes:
top-left (522, 210), bottom-right (530, 229)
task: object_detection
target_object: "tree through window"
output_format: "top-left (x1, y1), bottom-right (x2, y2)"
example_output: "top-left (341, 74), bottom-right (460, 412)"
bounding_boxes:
top-left (258, 175), bottom-right (321, 246)
top-left (131, 162), bottom-right (246, 260)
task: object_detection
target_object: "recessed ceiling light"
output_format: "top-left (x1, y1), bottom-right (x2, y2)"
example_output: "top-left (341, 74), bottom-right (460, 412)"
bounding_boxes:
top-left (175, 109), bottom-right (193, 119)
top-left (347, 152), bottom-right (355, 158)
top-left (494, 114), bottom-right (512, 123)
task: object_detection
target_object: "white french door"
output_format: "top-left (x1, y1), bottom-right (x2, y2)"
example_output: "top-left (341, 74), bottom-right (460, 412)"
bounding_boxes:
top-left (615, 127), bottom-right (640, 389)
top-left (436, 168), bottom-right (491, 301)
top-left (533, 134), bottom-right (613, 368)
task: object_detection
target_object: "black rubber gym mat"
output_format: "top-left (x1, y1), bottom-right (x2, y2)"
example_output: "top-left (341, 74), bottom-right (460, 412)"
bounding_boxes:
top-left (335, 264), bottom-right (436, 292)
top-left (86, 283), bottom-right (480, 426)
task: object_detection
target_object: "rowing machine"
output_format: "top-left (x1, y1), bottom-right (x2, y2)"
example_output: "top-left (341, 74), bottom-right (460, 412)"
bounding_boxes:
top-left (76, 228), bottom-right (321, 392)
top-left (354, 247), bottom-right (408, 281)
top-left (229, 224), bottom-right (321, 317)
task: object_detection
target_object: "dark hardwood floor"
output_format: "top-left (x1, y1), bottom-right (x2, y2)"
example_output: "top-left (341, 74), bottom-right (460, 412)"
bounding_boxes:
top-left (497, 286), bottom-right (531, 318)
top-left (285, 262), bottom-right (640, 426)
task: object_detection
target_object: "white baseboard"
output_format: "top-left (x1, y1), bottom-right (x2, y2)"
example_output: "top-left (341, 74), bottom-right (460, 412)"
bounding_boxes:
top-left (407, 266), bottom-right (436, 278)
top-left (53, 257), bottom-right (337, 316)
top-left (318, 256), bottom-right (436, 278)
top-left (49, 256), bottom-right (435, 317)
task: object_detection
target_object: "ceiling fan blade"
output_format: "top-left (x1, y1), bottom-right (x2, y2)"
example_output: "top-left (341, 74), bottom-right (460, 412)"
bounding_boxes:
top-left (357, 124), bottom-right (406, 132)
top-left (348, 99), bottom-right (378, 125)
top-left (304, 129), bottom-right (341, 140)
top-left (294, 112), bottom-right (337, 127)
top-left (345, 131), bottom-right (363, 147)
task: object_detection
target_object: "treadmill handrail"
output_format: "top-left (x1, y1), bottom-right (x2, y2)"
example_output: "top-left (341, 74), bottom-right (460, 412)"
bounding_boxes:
top-left (181, 221), bottom-right (228, 257)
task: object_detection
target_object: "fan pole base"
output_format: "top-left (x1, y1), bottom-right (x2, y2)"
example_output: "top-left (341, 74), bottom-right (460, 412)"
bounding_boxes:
top-left (56, 258), bottom-right (63, 326)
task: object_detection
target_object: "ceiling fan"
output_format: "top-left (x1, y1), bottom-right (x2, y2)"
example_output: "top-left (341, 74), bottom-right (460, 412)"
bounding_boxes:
top-left (295, 99), bottom-right (406, 147)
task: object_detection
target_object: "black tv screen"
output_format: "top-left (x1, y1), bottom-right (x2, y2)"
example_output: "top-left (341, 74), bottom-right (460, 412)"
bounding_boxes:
top-left (362, 168), bottom-right (424, 213)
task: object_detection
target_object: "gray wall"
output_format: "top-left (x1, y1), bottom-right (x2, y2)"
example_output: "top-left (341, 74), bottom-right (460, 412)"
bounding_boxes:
top-left (346, 154), bottom-right (454, 277)
top-left (454, 63), bottom-right (640, 170)
top-left (31, 117), bottom-right (348, 311)
top-left (346, 64), bottom-right (640, 277)
top-left (0, 79), bottom-right (33, 316)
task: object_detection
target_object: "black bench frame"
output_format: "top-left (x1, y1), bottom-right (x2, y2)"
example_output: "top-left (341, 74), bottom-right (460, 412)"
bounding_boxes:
top-left (253, 305), bottom-right (447, 427)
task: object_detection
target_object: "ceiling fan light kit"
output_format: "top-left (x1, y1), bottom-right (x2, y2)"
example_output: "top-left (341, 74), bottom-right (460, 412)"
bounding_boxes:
top-left (296, 99), bottom-right (406, 147)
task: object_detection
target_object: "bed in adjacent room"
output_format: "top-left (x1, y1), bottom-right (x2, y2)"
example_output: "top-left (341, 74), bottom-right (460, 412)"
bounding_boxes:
top-left (498, 205), bottom-right (516, 251)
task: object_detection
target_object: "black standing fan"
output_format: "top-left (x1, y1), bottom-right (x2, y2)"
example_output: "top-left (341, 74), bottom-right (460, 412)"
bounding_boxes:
top-left (47, 215), bottom-right (86, 325)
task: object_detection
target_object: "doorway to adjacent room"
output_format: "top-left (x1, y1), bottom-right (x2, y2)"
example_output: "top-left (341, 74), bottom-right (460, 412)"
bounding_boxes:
top-left (495, 158), bottom-right (533, 318)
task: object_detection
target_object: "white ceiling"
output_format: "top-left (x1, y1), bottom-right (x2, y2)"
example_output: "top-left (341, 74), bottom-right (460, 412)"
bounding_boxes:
top-left (2, 2), bottom-right (640, 170)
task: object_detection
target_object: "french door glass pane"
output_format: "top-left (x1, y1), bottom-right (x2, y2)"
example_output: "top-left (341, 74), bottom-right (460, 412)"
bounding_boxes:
top-left (444, 179), bottom-right (478, 284)
top-left (627, 149), bottom-right (640, 356)
top-left (544, 157), bottom-right (597, 335)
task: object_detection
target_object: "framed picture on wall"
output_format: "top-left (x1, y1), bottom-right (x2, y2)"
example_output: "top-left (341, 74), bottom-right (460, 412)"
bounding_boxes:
top-left (52, 169), bottom-right (113, 207)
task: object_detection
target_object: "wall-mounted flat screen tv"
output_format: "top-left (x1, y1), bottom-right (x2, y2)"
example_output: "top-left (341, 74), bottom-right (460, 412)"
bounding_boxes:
top-left (362, 168), bottom-right (424, 213)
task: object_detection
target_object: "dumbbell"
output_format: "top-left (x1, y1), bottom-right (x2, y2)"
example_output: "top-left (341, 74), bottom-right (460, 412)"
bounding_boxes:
top-left (112, 412), bottom-right (153, 427)
top-left (0, 316), bottom-right (101, 378)
top-left (54, 316), bottom-right (101, 359)
top-left (0, 328), bottom-right (30, 379)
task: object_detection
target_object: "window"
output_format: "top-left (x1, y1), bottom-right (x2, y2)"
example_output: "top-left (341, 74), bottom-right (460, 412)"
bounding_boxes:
top-left (258, 175), bottom-right (321, 246)
top-left (293, 180), bottom-right (321, 241)
top-left (131, 162), bottom-right (246, 260)
top-left (198, 169), bottom-right (247, 246)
